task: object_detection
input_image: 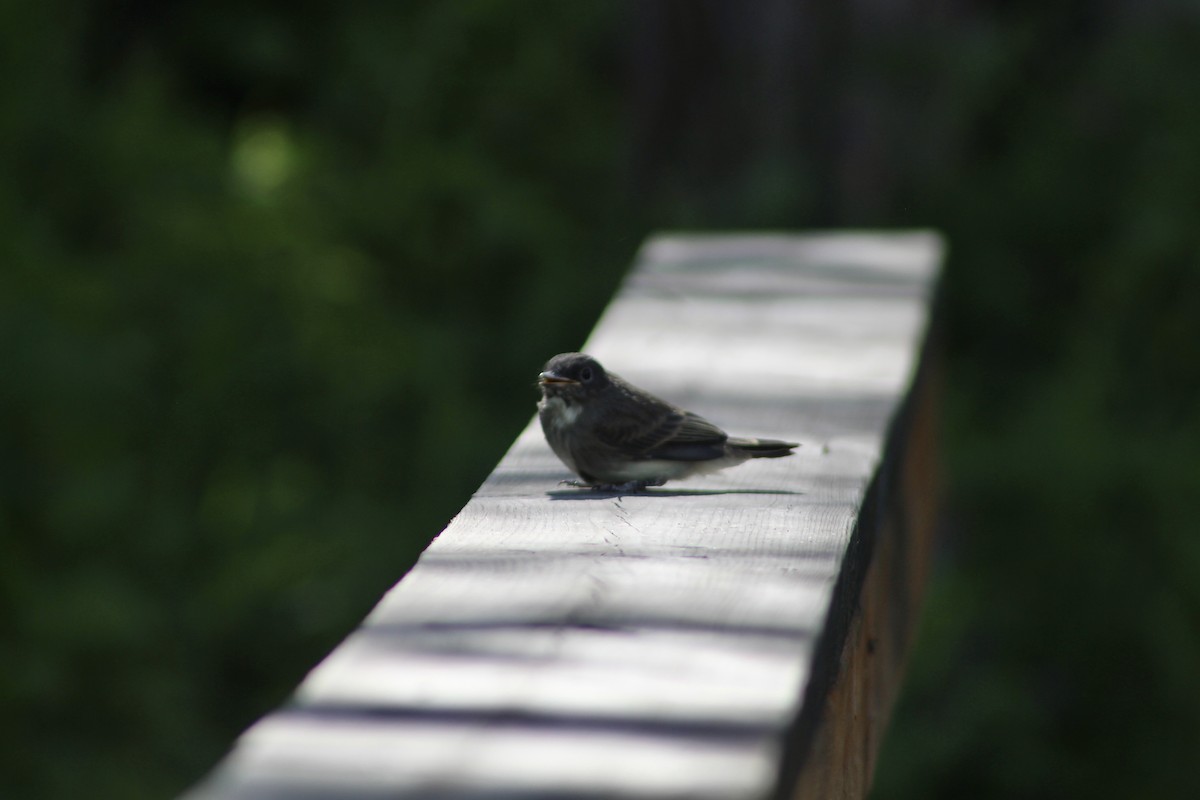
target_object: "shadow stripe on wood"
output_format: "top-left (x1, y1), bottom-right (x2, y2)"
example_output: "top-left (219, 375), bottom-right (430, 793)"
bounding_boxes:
top-left (185, 231), bottom-right (943, 800)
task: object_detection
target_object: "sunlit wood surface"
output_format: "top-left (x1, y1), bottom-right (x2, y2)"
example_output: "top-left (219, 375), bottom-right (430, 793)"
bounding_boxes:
top-left (186, 231), bottom-right (943, 800)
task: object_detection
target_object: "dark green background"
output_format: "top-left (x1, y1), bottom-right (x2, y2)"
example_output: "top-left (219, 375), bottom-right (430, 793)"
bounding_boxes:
top-left (3, 3), bottom-right (1197, 798)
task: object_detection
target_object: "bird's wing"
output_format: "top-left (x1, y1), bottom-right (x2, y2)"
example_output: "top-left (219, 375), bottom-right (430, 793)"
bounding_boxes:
top-left (669, 411), bottom-right (728, 443)
top-left (593, 382), bottom-right (728, 461)
top-left (644, 412), bottom-right (730, 461)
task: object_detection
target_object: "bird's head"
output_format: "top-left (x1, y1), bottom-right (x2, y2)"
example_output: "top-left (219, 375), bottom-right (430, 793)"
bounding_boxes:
top-left (538, 352), bottom-right (610, 400)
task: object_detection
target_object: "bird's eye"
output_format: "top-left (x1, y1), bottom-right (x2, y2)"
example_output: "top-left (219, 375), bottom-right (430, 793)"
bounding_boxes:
top-left (580, 367), bottom-right (594, 382)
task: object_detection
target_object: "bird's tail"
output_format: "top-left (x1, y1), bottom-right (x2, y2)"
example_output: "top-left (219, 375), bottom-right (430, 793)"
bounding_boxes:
top-left (726, 438), bottom-right (799, 459)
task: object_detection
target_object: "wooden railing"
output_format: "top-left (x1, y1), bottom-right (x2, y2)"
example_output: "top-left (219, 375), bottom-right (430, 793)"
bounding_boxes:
top-left (185, 231), bottom-right (943, 800)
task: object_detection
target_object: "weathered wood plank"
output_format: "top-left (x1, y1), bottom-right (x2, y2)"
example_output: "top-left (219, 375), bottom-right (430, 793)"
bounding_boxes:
top-left (186, 232), bottom-right (942, 800)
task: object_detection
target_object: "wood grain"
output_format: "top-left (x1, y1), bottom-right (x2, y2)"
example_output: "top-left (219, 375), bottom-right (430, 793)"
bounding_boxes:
top-left (185, 232), bottom-right (943, 800)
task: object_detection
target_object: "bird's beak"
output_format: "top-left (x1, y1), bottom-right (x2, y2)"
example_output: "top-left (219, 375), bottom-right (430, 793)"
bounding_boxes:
top-left (538, 371), bottom-right (579, 386)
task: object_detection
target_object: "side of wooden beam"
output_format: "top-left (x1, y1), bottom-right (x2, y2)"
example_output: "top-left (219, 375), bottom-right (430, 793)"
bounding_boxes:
top-left (782, 332), bottom-right (942, 799)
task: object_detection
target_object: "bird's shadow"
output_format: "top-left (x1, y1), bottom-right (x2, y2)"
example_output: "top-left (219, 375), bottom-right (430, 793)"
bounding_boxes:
top-left (547, 487), bottom-right (803, 500)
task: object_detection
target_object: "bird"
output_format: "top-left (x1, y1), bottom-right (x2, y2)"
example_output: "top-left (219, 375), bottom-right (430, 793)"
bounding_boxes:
top-left (537, 352), bottom-right (798, 491)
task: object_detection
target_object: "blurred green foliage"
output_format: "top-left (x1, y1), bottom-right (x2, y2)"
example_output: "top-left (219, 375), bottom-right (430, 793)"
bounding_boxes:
top-left (870, 11), bottom-right (1200, 797)
top-left (1, 3), bottom-right (630, 798)
top-left (2, 2), bottom-right (1198, 799)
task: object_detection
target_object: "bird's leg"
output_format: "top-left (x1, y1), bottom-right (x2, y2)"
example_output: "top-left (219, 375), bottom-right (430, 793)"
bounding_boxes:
top-left (586, 479), bottom-right (667, 493)
top-left (610, 480), bottom-right (649, 493)
top-left (558, 478), bottom-right (667, 492)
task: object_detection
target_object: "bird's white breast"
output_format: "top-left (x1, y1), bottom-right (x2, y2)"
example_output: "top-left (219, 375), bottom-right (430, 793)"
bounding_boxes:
top-left (539, 395), bottom-right (582, 430)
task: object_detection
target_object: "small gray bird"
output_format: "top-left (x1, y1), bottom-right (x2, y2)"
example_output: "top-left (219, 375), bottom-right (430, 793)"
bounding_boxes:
top-left (537, 352), bottom-right (798, 491)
